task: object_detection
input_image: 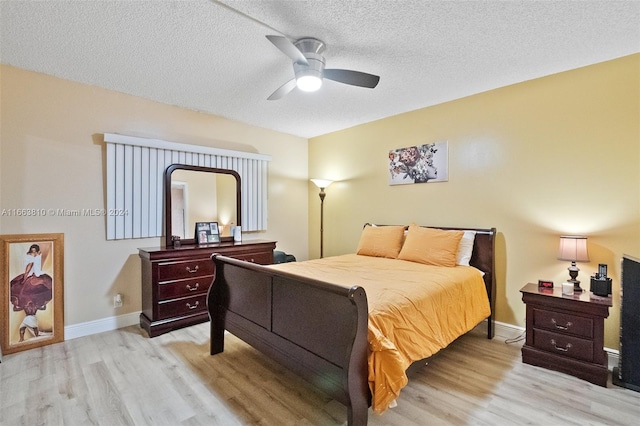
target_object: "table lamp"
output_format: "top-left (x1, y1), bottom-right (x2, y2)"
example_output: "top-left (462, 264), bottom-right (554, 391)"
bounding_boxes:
top-left (558, 235), bottom-right (589, 292)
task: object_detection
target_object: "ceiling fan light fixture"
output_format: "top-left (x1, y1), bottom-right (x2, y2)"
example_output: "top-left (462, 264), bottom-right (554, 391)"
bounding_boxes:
top-left (294, 53), bottom-right (324, 92)
top-left (266, 35), bottom-right (379, 100)
top-left (296, 74), bottom-right (322, 92)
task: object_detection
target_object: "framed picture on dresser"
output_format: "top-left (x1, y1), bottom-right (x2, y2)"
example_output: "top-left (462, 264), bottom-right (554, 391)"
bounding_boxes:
top-left (194, 222), bottom-right (220, 244)
top-left (0, 233), bottom-right (64, 355)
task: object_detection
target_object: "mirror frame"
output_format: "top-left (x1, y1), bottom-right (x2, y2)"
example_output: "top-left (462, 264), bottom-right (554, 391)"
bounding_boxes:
top-left (164, 164), bottom-right (241, 247)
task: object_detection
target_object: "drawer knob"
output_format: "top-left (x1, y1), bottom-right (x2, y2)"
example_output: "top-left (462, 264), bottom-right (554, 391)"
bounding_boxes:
top-left (186, 283), bottom-right (199, 292)
top-left (186, 301), bottom-right (199, 310)
top-left (551, 318), bottom-right (573, 330)
top-left (550, 338), bottom-right (572, 352)
top-left (185, 265), bottom-right (199, 273)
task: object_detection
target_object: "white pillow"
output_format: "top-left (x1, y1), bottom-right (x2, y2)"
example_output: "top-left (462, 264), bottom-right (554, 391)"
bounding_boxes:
top-left (455, 230), bottom-right (476, 266)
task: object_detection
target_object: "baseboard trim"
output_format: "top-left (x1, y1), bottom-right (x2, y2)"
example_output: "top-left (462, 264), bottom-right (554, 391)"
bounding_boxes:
top-left (492, 320), bottom-right (620, 371)
top-left (494, 319), bottom-right (524, 332)
top-left (64, 311), bottom-right (141, 340)
top-left (62, 315), bottom-right (621, 372)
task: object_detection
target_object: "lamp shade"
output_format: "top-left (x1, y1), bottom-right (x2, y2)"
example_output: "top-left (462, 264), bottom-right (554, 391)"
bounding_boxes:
top-left (558, 235), bottom-right (589, 262)
top-left (310, 179), bottom-right (333, 189)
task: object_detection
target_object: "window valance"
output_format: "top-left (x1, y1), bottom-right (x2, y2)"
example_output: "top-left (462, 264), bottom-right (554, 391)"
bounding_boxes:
top-left (104, 133), bottom-right (271, 240)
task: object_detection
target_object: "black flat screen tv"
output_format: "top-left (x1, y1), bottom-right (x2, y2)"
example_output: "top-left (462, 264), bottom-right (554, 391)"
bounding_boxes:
top-left (613, 254), bottom-right (640, 392)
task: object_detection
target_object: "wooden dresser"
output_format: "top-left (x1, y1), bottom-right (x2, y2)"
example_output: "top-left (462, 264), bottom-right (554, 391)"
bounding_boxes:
top-left (520, 282), bottom-right (612, 386)
top-left (139, 240), bottom-right (276, 337)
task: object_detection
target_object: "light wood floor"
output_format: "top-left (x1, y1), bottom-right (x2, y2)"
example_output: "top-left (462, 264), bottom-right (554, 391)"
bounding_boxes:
top-left (1, 322), bottom-right (639, 425)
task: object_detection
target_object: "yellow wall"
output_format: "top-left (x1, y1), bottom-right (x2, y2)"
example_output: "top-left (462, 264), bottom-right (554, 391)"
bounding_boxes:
top-left (0, 65), bottom-right (309, 326)
top-left (2, 55), bottom-right (638, 349)
top-left (309, 54), bottom-right (640, 349)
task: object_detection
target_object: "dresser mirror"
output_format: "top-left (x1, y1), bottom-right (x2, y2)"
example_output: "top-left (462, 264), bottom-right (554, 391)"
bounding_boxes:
top-left (164, 164), bottom-right (241, 247)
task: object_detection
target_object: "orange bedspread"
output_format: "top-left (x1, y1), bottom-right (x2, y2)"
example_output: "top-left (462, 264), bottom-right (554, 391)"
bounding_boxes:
top-left (269, 254), bottom-right (491, 413)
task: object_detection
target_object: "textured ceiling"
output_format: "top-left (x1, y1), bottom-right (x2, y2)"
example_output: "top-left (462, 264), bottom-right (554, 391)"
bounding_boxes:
top-left (1, 0), bottom-right (639, 139)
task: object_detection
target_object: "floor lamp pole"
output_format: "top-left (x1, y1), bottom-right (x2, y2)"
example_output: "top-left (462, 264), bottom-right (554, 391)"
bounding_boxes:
top-left (310, 179), bottom-right (333, 259)
top-left (319, 188), bottom-right (326, 258)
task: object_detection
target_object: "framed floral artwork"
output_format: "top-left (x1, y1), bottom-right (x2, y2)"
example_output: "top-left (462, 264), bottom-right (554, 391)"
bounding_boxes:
top-left (388, 141), bottom-right (449, 185)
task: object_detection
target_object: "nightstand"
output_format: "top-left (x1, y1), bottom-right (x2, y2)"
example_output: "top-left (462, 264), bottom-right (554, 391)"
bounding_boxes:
top-left (520, 282), bottom-right (612, 386)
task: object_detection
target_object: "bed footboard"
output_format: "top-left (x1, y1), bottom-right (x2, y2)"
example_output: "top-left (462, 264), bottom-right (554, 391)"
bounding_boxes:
top-left (208, 254), bottom-right (370, 426)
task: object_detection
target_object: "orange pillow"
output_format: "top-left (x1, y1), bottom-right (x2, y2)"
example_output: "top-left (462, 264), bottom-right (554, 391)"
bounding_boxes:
top-left (397, 225), bottom-right (463, 267)
top-left (356, 225), bottom-right (405, 259)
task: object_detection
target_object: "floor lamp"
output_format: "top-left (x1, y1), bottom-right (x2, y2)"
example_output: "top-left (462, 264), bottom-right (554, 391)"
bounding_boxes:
top-left (310, 179), bottom-right (333, 258)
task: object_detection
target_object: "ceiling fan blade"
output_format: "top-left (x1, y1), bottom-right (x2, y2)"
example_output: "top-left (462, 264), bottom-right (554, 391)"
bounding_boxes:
top-left (324, 69), bottom-right (380, 89)
top-left (267, 79), bottom-right (297, 100)
top-left (266, 35), bottom-right (309, 66)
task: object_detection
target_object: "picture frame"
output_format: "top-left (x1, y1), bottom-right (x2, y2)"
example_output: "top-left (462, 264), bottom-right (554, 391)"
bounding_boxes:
top-left (194, 222), bottom-right (220, 244)
top-left (389, 140), bottom-right (449, 185)
top-left (1, 233), bottom-right (64, 355)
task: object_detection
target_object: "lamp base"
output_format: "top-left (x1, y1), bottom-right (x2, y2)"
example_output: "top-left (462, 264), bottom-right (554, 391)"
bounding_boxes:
top-left (568, 264), bottom-right (582, 292)
top-left (568, 278), bottom-right (583, 293)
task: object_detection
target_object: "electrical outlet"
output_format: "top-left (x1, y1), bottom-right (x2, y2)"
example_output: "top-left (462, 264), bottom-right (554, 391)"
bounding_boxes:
top-left (113, 293), bottom-right (123, 308)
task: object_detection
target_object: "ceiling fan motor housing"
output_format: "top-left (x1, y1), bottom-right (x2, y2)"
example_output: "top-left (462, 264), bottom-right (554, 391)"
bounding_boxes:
top-left (293, 38), bottom-right (326, 85)
top-left (293, 53), bottom-right (325, 78)
top-left (294, 38), bottom-right (326, 56)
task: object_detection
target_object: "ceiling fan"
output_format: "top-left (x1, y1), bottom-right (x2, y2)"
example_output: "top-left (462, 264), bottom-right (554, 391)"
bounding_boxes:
top-left (265, 35), bottom-right (380, 100)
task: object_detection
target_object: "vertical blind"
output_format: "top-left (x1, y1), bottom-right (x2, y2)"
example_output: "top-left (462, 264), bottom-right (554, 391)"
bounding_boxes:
top-left (104, 133), bottom-right (271, 240)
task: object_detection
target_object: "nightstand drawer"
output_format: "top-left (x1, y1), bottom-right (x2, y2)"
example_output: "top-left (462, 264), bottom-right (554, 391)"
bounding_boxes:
top-left (533, 329), bottom-right (594, 362)
top-left (158, 259), bottom-right (214, 281)
top-left (533, 308), bottom-right (593, 338)
top-left (157, 276), bottom-right (213, 300)
top-left (158, 294), bottom-right (208, 319)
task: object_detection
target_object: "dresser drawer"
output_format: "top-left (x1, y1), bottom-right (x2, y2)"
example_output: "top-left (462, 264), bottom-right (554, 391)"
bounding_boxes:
top-left (533, 329), bottom-right (594, 362)
top-left (157, 276), bottom-right (213, 300)
top-left (158, 258), bottom-right (214, 281)
top-left (232, 251), bottom-right (273, 265)
top-left (157, 294), bottom-right (208, 320)
top-left (533, 308), bottom-right (593, 339)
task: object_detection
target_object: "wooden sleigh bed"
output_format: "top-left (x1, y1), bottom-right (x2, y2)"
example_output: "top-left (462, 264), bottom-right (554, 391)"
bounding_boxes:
top-left (207, 225), bottom-right (496, 425)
